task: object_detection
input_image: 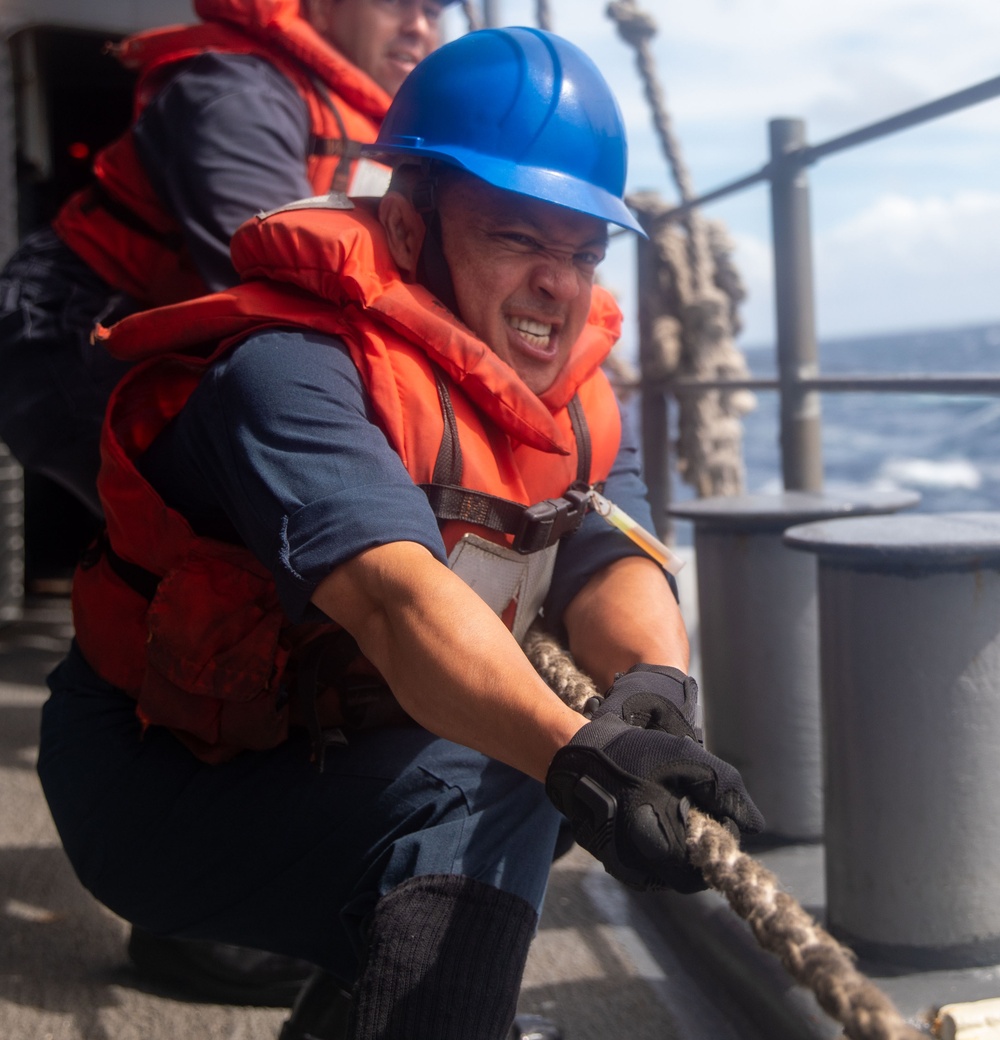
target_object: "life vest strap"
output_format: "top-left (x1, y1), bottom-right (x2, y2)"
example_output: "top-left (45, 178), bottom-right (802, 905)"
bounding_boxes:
top-left (81, 184), bottom-right (186, 252)
top-left (420, 482), bottom-right (592, 555)
top-left (309, 76), bottom-right (361, 194)
top-left (80, 528), bottom-right (162, 601)
top-left (424, 378), bottom-right (596, 553)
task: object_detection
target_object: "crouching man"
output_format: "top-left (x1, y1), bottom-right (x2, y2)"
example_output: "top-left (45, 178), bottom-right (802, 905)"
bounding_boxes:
top-left (37, 27), bottom-right (762, 1040)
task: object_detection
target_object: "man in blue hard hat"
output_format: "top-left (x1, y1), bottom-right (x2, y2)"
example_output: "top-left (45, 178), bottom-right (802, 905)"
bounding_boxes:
top-left (37, 28), bottom-right (763, 1039)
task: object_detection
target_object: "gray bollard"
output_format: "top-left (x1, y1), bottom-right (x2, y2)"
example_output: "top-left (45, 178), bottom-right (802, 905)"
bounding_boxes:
top-left (670, 490), bottom-right (918, 842)
top-left (785, 512), bottom-right (1000, 969)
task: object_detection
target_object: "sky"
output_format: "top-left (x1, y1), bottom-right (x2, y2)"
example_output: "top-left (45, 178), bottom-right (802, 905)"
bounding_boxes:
top-left (442, 0), bottom-right (1000, 352)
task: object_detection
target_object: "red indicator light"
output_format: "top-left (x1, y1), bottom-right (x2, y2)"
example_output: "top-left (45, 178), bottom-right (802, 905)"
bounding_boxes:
top-left (68, 141), bottom-right (90, 161)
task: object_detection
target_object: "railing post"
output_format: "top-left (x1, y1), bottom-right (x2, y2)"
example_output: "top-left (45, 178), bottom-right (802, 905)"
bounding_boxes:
top-left (769, 118), bottom-right (823, 492)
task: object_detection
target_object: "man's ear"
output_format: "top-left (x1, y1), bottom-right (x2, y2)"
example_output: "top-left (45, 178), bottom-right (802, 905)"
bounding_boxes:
top-left (379, 192), bottom-right (426, 279)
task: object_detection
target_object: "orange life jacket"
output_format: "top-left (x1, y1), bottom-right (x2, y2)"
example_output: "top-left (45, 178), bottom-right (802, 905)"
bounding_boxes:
top-left (72, 198), bottom-right (624, 763)
top-left (52, 0), bottom-right (390, 307)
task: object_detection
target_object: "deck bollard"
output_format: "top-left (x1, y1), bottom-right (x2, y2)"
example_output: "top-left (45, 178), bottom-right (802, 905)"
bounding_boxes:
top-left (669, 490), bottom-right (918, 842)
top-left (784, 512), bottom-right (1000, 968)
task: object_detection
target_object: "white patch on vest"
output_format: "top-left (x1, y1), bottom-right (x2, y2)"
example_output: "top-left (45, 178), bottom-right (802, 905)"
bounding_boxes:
top-left (348, 159), bottom-right (392, 199)
top-left (447, 535), bottom-right (558, 645)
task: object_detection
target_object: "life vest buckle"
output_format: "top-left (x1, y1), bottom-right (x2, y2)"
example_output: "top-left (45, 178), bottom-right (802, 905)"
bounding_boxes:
top-left (512, 484), bottom-right (591, 555)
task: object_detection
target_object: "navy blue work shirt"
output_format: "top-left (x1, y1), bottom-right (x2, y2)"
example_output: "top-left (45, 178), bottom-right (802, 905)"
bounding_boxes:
top-left (133, 51), bottom-right (313, 289)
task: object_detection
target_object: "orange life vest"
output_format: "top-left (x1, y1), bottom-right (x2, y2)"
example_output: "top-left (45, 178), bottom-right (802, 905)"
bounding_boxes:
top-left (72, 198), bottom-right (624, 763)
top-left (52, 0), bottom-right (390, 307)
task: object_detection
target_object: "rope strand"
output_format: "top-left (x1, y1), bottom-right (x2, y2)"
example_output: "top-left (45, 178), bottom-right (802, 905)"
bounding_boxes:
top-left (523, 622), bottom-right (925, 1040)
top-left (606, 0), bottom-right (711, 294)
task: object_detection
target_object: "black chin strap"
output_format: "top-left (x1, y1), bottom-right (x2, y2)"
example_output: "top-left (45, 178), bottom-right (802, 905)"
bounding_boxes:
top-left (412, 174), bottom-right (462, 317)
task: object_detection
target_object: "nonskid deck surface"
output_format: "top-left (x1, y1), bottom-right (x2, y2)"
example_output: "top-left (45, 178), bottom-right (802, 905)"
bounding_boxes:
top-left (0, 598), bottom-right (737, 1040)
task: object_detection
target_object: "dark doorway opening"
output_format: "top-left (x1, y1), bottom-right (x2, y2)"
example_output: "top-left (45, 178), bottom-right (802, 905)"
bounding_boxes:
top-left (12, 27), bottom-right (136, 592)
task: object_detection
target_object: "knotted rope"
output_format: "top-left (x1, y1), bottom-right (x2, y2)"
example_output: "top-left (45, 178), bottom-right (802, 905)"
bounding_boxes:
top-left (606, 0), bottom-right (708, 292)
top-left (523, 622), bottom-right (925, 1040)
top-left (606, 0), bottom-right (755, 498)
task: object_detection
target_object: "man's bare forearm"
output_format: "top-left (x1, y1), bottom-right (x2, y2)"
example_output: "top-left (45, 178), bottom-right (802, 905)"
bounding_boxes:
top-left (312, 540), bottom-right (587, 781)
top-left (563, 555), bottom-right (690, 691)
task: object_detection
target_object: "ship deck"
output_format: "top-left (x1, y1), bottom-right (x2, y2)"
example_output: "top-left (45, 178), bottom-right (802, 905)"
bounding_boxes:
top-left (3, 582), bottom-right (1000, 1039)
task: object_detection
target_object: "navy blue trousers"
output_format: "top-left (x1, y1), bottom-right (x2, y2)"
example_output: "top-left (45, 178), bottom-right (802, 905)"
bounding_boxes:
top-left (38, 644), bottom-right (562, 983)
top-left (0, 228), bottom-right (137, 514)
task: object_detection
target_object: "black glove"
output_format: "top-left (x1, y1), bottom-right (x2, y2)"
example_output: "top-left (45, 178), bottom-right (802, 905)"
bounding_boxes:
top-left (589, 664), bottom-right (701, 741)
top-left (546, 714), bottom-right (764, 893)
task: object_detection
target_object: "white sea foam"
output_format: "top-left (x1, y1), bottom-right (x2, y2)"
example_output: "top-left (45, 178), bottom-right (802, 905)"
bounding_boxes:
top-left (877, 456), bottom-right (982, 490)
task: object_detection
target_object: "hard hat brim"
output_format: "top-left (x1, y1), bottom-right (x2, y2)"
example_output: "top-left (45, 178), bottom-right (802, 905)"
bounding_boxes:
top-left (363, 142), bottom-right (647, 237)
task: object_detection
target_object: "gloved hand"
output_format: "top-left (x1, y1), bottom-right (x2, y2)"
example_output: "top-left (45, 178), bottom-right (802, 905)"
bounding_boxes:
top-left (588, 664), bottom-right (701, 741)
top-left (546, 715), bottom-right (764, 892)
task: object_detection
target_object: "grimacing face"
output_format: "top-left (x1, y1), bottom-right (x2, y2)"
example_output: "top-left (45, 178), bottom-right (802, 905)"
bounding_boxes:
top-left (436, 176), bottom-right (608, 396)
top-left (304, 0), bottom-right (444, 96)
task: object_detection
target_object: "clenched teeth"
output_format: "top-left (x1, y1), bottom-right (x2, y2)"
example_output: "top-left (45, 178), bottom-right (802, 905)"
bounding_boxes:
top-left (508, 317), bottom-right (553, 346)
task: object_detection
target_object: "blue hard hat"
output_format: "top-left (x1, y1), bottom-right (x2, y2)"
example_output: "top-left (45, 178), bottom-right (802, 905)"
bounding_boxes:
top-left (363, 27), bottom-right (643, 235)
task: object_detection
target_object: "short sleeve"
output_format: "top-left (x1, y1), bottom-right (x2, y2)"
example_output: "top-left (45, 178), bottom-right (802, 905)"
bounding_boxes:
top-left (139, 329), bottom-right (448, 622)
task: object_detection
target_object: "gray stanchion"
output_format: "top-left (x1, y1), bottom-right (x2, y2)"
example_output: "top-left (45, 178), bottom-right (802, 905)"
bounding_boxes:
top-left (670, 490), bottom-right (918, 842)
top-left (785, 512), bottom-right (1000, 969)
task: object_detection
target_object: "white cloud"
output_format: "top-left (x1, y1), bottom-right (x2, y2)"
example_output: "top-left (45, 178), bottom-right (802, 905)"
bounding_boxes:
top-left (828, 191), bottom-right (1000, 261)
top-left (816, 190), bottom-right (1000, 336)
top-left (729, 190), bottom-right (1000, 344)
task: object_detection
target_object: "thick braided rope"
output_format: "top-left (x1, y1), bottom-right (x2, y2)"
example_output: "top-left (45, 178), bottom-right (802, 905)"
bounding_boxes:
top-left (521, 624), bottom-right (597, 713)
top-left (523, 622), bottom-right (924, 1040)
top-left (686, 810), bottom-right (924, 1040)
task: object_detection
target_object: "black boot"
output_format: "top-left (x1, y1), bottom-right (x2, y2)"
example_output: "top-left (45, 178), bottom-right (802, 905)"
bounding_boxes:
top-left (278, 970), bottom-right (353, 1040)
top-left (352, 874), bottom-right (542, 1040)
top-left (126, 925), bottom-right (315, 1007)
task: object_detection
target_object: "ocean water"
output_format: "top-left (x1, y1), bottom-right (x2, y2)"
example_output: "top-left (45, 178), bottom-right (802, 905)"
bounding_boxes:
top-left (665, 320), bottom-right (1000, 543)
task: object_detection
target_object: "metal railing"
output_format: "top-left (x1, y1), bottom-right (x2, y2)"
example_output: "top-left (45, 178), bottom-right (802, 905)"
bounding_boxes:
top-left (651, 73), bottom-right (1000, 496)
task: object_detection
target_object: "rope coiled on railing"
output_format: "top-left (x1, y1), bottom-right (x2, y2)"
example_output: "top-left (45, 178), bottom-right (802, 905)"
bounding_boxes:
top-left (606, 0), bottom-right (755, 499)
top-left (523, 622), bottom-right (925, 1040)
